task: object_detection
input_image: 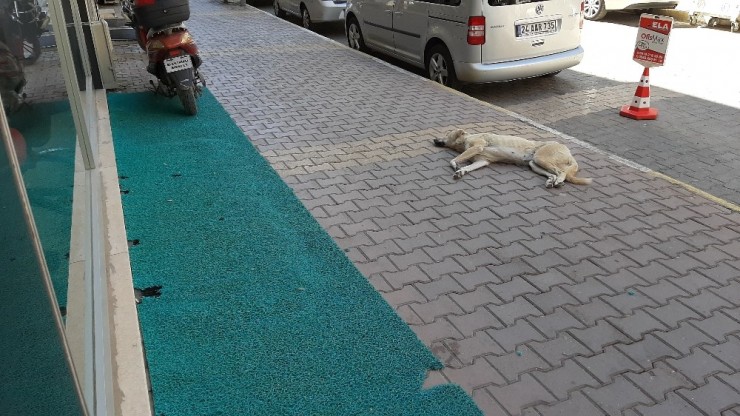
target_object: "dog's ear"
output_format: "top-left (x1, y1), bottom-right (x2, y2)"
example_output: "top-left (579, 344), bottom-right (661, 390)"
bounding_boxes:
top-left (452, 129), bottom-right (466, 140)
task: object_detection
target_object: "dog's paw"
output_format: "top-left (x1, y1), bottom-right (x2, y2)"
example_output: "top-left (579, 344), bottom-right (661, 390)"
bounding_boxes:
top-left (453, 170), bottom-right (465, 180)
top-left (546, 177), bottom-right (555, 188)
top-left (450, 160), bottom-right (459, 170)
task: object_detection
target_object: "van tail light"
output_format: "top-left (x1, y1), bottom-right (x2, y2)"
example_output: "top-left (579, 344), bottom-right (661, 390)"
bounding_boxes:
top-left (467, 16), bottom-right (485, 45)
top-left (579, 1), bottom-right (584, 29)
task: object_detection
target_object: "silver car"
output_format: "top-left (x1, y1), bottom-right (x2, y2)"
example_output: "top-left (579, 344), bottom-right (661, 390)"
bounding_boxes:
top-left (274, 0), bottom-right (347, 29)
top-left (345, 0), bottom-right (585, 87)
top-left (583, 0), bottom-right (678, 21)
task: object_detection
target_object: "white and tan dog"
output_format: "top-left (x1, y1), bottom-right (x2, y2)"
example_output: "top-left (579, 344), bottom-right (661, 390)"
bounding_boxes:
top-left (433, 129), bottom-right (592, 188)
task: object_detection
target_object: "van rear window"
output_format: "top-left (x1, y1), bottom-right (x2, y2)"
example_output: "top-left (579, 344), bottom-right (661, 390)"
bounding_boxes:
top-left (488, 0), bottom-right (548, 5)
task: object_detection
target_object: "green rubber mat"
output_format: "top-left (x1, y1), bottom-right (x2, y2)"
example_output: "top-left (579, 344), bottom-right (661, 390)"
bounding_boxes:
top-left (108, 90), bottom-right (481, 416)
top-left (8, 101), bottom-right (76, 308)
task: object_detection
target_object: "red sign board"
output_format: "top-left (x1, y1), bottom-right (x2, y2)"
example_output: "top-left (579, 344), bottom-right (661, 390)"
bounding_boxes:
top-left (633, 14), bottom-right (673, 67)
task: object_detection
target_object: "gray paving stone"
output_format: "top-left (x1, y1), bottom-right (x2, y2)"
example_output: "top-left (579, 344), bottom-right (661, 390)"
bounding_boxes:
top-left (535, 391), bottom-right (607, 416)
top-left (448, 307), bottom-right (503, 337)
top-left (576, 345), bottom-right (642, 384)
top-left (595, 267), bottom-right (650, 292)
top-left (450, 284), bottom-right (499, 313)
top-left (676, 376), bottom-right (740, 416)
top-left (486, 348), bottom-right (550, 383)
top-left (689, 309), bottom-right (740, 343)
top-left (625, 361), bottom-right (695, 402)
top-left (527, 308), bottom-right (585, 339)
top-left (487, 374), bottom-right (558, 416)
top-left (490, 276), bottom-right (541, 303)
top-left (471, 388), bottom-right (509, 416)
top-left (487, 320), bottom-right (548, 353)
top-left (634, 279), bottom-right (690, 305)
top-left (488, 297), bottom-right (543, 326)
top-left (442, 358), bottom-right (507, 391)
top-left (633, 392), bottom-right (705, 416)
top-left (679, 290), bottom-right (734, 319)
top-left (561, 278), bottom-right (615, 303)
top-left (666, 349), bottom-right (734, 385)
top-left (617, 334), bottom-right (681, 370)
top-left (556, 259), bottom-right (607, 284)
top-left (645, 300), bottom-right (705, 329)
top-left (583, 376), bottom-right (654, 416)
top-left (523, 270), bottom-right (574, 292)
top-left (410, 295), bottom-right (465, 324)
top-left (702, 336), bottom-right (740, 371)
top-left (607, 310), bottom-right (668, 342)
top-left (525, 287), bottom-right (580, 315)
top-left (654, 321), bottom-right (716, 355)
top-left (447, 332), bottom-right (505, 365)
top-left (713, 280), bottom-right (740, 305)
top-left (532, 360), bottom-right (601, 400)
top-left (566, 298), bottom-right (624, 326)
top-left (528, 333), bottom-right (592, 367)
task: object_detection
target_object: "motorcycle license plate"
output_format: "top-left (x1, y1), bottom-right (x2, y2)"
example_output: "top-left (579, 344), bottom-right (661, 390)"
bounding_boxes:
top-left (164, 55), bottom-right (192, 73)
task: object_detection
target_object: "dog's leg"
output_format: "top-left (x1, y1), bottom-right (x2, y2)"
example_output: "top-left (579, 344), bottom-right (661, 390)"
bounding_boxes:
top-left (528, 161), bottom-right (561, 188)
top-left (454, 158), bottom-right (490, 180)
top-left (450, 145), bottom-right (484, 171)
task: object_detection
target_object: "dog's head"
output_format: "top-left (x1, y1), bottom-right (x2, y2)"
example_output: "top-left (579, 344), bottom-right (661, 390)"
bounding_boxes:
top-left (433, 129), bottom-right (467, 149)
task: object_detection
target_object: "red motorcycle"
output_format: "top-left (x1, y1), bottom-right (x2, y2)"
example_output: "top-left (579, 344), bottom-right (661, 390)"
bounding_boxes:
top-left (127, 0), bottom-right (204, 115)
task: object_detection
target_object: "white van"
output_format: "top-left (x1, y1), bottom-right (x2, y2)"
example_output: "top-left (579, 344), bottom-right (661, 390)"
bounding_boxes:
top-left (345, 0), bottom-right (585, 87)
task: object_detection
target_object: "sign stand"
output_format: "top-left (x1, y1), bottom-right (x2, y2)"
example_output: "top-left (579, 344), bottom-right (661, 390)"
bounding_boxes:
top-left (620, 14), bottom-right (673, 120)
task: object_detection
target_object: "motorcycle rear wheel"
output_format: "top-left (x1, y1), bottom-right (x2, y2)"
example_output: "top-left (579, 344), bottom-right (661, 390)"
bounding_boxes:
top-left (177, 86), bottom-right (197, 116)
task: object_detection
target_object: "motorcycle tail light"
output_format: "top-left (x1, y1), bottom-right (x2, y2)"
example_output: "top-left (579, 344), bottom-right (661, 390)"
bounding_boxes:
top-left (135, 0), bottom-right (156, 6)
top-left (168, 49), bottom-right (183, 57)
top-left (148, 39), bottom-right (165, 51)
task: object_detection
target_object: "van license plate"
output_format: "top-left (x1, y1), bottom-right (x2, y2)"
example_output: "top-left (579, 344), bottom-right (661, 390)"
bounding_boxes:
top-left (164, 55), bottom-right (192, 73)
top-left (516, 20), bottom-right (558, 37)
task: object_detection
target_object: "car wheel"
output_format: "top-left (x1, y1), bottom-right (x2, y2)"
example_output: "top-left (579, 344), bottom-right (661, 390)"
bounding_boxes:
top-left (301, 6), bottom-right (312, 30)
top-left (583, 0), bottom-right (607, 21)
top-left (427, 44), bottom-right (458, 89)
top-left (274, 0), bottom-right (286, 18)
top-left (346, 17), bottom-right (367, 52)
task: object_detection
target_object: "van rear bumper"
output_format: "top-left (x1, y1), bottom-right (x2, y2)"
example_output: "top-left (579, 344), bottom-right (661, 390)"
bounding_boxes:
top-left (455, 46), bottom-right (584, 83)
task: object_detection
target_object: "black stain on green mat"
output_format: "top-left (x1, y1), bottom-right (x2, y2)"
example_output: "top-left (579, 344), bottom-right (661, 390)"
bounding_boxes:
top-left (135, 286), bottom-right (163, 304)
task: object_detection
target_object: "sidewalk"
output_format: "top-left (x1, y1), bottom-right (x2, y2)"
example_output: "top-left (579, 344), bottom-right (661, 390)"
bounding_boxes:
top-left (111, 1), bottom-right (740, 415)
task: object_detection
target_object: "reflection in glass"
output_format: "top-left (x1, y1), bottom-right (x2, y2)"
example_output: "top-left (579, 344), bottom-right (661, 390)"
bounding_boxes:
top-left (2, 0), bottom-right (78, 311)
top-left (0, 103), bottom-right (85, 414)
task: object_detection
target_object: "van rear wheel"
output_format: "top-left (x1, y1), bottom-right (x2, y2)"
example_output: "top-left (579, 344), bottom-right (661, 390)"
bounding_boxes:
top-left (301, 6), bottom-right (313, 30)
top-left (346, 17), bottom-right (367, 52)
top-left (427, 44), bottom-right (457, 89)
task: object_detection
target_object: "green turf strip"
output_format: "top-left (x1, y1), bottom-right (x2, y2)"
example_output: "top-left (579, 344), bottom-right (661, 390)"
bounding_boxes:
top-left (108, 90), bottom-right (481, 416)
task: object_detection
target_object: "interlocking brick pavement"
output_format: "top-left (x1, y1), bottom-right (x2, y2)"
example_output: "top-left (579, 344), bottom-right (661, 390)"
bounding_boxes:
top-left (98, 2), bottom-right (740, 414)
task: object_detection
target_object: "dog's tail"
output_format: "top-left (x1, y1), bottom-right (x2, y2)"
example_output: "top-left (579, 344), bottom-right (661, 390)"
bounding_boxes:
top-left (566, 173), bottom-right (593, 185)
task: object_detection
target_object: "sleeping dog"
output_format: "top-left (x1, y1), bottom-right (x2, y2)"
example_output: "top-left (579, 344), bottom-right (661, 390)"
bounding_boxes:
top-left (434, 129), bottom-right (592, 188)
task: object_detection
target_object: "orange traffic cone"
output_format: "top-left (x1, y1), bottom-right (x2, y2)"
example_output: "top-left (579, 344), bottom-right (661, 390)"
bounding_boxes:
top-left (620, 67), bottom-right (658, 120)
